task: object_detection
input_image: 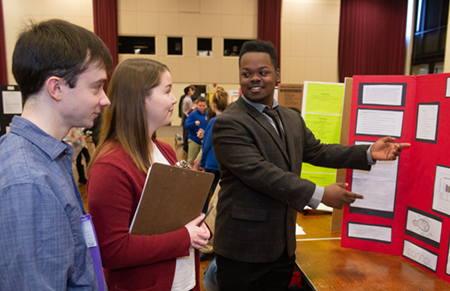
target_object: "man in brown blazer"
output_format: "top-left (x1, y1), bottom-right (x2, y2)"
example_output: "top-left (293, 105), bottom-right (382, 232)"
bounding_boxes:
top-left (211, 40), bottom-right (409, 290)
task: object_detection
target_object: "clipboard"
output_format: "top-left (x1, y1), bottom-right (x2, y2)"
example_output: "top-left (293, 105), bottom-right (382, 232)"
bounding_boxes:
top-left (130, 163), bottom-right (214, 236)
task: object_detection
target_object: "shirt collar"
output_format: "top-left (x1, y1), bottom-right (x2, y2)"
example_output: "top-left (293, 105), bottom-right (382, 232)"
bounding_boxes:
top-left (240, 95), bottom-right (279, 113)
top-left (9, 116), bottom-right (73, 160)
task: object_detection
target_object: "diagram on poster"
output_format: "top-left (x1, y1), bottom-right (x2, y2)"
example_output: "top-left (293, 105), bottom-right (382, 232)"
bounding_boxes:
top-left (405, 206), bottom-right (442, 249)
top-left (403, 240), bottom-right (438, 272)
top-left (432, 165), bottom-right (450, 217)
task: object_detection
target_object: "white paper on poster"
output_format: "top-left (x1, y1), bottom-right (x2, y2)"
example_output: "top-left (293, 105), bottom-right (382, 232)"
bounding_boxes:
top-left (2, 91), bottom-right (23, 114)
top-left (432, 166), bottom-right (450, 216)
top-left (403, 240), bottom-right (438, 271)
top-left (356, 109), bottom-right (403, 137)
top-left (416, 104), bottom-right (438, 141)
top-left (348, 223), bottom-right (391, 242)
top-left (362, 84), bottom-right (403, 106)
top-left (296, 224), bottom-right (305, 235)
top-left (406, 210), bottom-right (442, 243)
top-left (351, 141), bottom-right (398, 212)
top-left (446, 77), bottom-right (450, 97)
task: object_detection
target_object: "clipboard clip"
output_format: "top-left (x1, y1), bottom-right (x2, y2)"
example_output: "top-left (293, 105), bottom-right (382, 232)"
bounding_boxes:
top-left (175, 159), bottom-right (191, 169)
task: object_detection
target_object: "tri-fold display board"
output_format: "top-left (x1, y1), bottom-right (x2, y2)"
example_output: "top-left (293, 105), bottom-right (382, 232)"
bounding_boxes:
top-left (341, 74), bottom-right (450, 283)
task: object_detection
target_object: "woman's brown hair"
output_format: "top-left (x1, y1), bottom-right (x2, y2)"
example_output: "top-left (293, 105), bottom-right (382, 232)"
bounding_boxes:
top-left (89, 58), bottom-right (169, 174)
top-left (212, 86), bottom-right (228, 112)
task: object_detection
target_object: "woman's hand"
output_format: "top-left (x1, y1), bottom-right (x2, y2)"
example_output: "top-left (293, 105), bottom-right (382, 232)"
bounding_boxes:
top-left (184, 214), bottom-right (210, 249)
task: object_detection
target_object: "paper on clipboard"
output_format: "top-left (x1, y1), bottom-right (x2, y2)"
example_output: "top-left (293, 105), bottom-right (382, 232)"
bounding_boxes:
top-left (129, 163), bottom-right (214, 236)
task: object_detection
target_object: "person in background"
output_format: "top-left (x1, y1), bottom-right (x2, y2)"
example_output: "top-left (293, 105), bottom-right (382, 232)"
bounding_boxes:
top-left (181, 86), bottom-right (195, 154)
top-left (0, 19), bottom-right (112, 290)
top-left (65, 127), bottom-right (91, 184)
top-left (200, 87), bottom-right (228, 212)
top-left (87, 58), bottom-right (210, 291)
top-left (184, 96), bottom-right (208, 168)
top-left (211, 39), bottom-right (410, 290)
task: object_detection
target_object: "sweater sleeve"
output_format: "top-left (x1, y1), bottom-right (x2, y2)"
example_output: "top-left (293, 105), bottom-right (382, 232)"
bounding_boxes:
top-left (87, 154), bottom-right (190, 270)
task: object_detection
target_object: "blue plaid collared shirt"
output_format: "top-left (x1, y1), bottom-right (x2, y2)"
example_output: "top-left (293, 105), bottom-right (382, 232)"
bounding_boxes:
top-left (0, 116), bottom-right (98, 290)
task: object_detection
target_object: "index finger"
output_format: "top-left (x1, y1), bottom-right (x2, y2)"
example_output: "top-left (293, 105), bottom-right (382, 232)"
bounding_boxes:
top-left (345, 192), bottom-right (364, 200)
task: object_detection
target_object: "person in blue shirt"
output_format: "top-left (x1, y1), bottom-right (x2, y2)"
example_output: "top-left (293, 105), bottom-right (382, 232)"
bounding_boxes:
top-left (200, 87), bottom-right (228, 211)
top-left (184, 96), bottom-right (208, 168)
top-left (0, 19), bottom-right (112, 290)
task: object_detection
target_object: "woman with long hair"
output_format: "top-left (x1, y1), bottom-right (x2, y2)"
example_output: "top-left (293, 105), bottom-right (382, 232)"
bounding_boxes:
top-left (87, 58), bottom-right (210, 291)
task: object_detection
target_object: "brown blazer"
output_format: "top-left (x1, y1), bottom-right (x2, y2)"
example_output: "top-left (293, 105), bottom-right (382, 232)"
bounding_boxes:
top-left (211, 97), bottom-right (370, 263)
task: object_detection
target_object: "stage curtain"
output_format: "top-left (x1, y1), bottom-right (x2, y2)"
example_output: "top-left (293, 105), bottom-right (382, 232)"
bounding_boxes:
top-left (258, 0), bottom-right (282, 69)
top-left (93, 0), bottom-right (118, 69)
top-left (0, 0), bottom-right (8, 84)
top-left (338, 0), bottom-right (408, 82)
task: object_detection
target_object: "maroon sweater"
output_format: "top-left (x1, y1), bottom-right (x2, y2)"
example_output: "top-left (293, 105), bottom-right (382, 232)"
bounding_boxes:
top-left (87, 140), bottom-right (201, 291)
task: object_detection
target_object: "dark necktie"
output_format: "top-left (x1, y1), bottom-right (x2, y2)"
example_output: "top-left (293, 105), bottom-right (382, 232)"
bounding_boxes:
top-left (264, 108), bottom-right (286, 145)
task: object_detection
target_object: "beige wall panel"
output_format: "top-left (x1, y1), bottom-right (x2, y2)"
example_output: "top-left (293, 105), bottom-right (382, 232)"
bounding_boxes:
top-left (222, 0), bottom-right (243, 15)
top-left (200, 14), bottom-right (222, 37)
top-left (158, 0), bottom-right (179, 12)
top-left (283, 56), bottom-right (306, 84)
top-left (156, 35), bottom-right (167, 56)
top-left (305, 2), bottom-right (324, 25)
top-left (306, 25), bottom-right (323, 57)
top-left (81, 0), bottom-right (94, 17)
top-left (323, 2), bottom-right (340, 26)
top-left (320, 57), bottom-right (338, 82)
top-left (242, 0), bottom-right (258, 16)
top-left (200, 58), bottom-right (222, 83)
top-left (304, 57), bottom-right (322, 81)
top-left (289, 24), bottom-right (307, 57)
top-left (62, 0), bottom-right (83, 17)
top-left (119, 0), bottom-right (137, 11)
top-left (220, 58), bottom-right (239, 84)
top-left (183, 36), bottom-right (197, 57)
top-left (281, 1), bottom-right (293, 24)
top-left (179, 13), bottom-right (201, 36)
top-left (322, 26), bottom-right (339, 58)
top-left (81, 17), bottom-right (94, 31)
top-left (136, 0), bottom-right (158, 12)
top-left (200, 0), bottom-right (222, 14)
top-left (119, 11), bottom-right (138, 35)
top-left (158, 12), bottom-right (180, 35)
top-left (158, 56), bottom-right (181, 82)
top-left (222, 15), bottom-right (243, 37)
top-left (290, 1), bottom-right (307, 25)
top-left (137, 12), bottom-right (158, 35)
top-left (242, 15), bottom-right (257, 39)
top-left (212, 37), bottom-right (224, 58)
top-left (179, 57), bottom-right (201, 83)
top-left (180, 0), bottom-right (200, 12)
top-left (281, 23), bottom-right (291, 57)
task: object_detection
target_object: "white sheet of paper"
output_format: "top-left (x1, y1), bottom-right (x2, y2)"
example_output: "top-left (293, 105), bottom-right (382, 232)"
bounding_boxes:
top-left (362, 84), bottom-right (403, 106)
top-left (406, 210), bottom-right (442, 243)
top-left (416, 104), bottom-right (439, 141)
top-left (2, 91), bottom-right (23, 114)
top-left (348, 223), bottom-right (392, 242)
top-left (432, 166), bottom-right (450, 216)
top-left (446, 77), bottom-right (450, 97)
top-left (296, 224), bottom-right (306, 235)
top-left (355, 109), bottom-right (403, 137)
top-left (403, 240), bottom-right (438, 271)
top-left (351, 142), bottom-right (398, 212)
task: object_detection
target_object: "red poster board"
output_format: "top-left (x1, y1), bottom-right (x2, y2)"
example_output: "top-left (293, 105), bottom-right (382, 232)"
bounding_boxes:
top-left (342, 74), bottom-right (450, 283)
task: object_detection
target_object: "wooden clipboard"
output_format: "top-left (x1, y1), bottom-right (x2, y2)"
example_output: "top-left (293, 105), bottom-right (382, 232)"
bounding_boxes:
top-left (130, 163), bottom-right (214, 236)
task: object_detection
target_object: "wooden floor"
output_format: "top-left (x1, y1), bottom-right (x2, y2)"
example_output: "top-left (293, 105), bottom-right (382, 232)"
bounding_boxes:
top-left (75, 126), bottom-right (211, 291)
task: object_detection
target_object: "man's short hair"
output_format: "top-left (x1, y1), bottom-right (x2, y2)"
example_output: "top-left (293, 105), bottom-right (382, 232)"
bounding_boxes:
top-left (12, 19), bottom-right (113, 102)
top-left (239, 40), bottom-right (278, 70)
top-left (184, 86), bottom-right (190, 95)
top-left (196, 96), bottom-right (207, 104)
